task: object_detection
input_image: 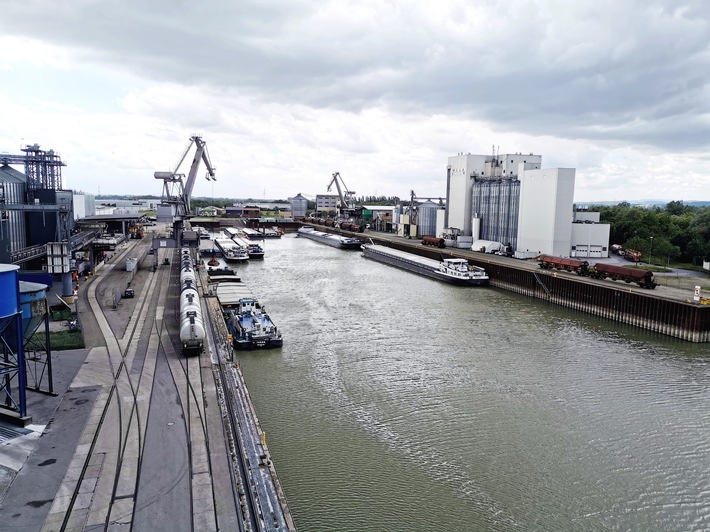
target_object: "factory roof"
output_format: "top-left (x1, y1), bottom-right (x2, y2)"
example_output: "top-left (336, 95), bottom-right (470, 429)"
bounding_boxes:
top-left (0, 164), bottom-right (27, 184)
top-left (80, 213), bottom-right (144, 221)
top-left (362, 205), bottom-right (396, 211)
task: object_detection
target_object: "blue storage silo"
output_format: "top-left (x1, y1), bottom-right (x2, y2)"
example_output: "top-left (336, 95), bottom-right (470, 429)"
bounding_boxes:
top-left (0, 264), bottom-right (27, 418)
top-left (417, 201), bottom-right (440, 237)
top-left (0, 264), bottom-right (20, 319)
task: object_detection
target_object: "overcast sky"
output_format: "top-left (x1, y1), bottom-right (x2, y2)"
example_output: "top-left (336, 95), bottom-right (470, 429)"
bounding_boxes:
top-left (1, 0), bottom-right (709, 203)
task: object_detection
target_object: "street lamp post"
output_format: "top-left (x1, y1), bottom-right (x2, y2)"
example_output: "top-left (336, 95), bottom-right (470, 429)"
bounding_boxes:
top-left (649, 236), bottom-right (654, 267)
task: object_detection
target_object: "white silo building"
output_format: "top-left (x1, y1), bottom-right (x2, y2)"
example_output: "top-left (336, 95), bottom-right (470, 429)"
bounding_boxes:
top-left (445, 151), bottom-right (609, 259)
top-left (516, 168), bottom-right (575, 258)
top-left (446, 152), bottom-right (541, 237)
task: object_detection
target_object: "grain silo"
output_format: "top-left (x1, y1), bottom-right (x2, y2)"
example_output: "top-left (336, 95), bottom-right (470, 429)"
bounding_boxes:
top-left (291, 193), bottom-right (308, 219)
top-left (417, 201), bottom-right (440, 237)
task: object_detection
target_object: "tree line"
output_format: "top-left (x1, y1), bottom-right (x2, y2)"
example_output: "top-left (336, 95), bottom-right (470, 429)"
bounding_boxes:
top-left (591, 201), bottom-right (710, 265)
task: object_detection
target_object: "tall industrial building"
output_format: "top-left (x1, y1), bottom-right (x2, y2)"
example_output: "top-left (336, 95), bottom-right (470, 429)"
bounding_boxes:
top-left (0, 165), bottom-right (29, 261)
top-left (445, 151), bottom-right (609, 258)
top-left (1, 145), bottom-right (72, 265)
top-left (517, 168), bottom-right (576, 257)
top-left (446, 152), bottom-right (541, 241)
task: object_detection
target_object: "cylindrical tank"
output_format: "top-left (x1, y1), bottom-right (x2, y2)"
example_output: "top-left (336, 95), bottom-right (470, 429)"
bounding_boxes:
top-left (417, 201), bottom-right (439, 237)
top-left (291, 193), bottom-right (308, 218)
top-left (180, 292), bottom-right (205, 342)
top-left (471, 217), bottom-right (481, 240)
top-left (0, 264), bottom-right (20, 318)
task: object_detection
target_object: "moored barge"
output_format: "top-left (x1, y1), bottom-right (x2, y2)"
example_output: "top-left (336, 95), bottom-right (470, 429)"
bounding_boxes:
top-left (215, 281), bottom-right (282, 350)
top-left (361, 243), bottom-right (489, 285)
top-left (214, 238), bottom-right (249, 263)
top-left (297, 226), bottom-right (361, 249)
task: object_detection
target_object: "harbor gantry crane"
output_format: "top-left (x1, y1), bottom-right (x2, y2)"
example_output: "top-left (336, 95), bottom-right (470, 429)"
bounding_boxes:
top-left (155, 136), bottom-right (216, 241)
top-left (327, 172), bottom-right (356, 216)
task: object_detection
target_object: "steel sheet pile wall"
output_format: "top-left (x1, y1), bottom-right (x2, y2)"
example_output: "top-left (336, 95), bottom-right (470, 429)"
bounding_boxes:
top-left (355, 233), bottom-right (710, 342)
top-left (480, 261), bottom-right (710, 342)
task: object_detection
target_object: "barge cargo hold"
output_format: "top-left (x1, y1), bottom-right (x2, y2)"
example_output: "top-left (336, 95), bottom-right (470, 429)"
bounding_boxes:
top-left (297, 226), bottom-right (361, 249)
top-left (361, 243), bottom-right (489, 285)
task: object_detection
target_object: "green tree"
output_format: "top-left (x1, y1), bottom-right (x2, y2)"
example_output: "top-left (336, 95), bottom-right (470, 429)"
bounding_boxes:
top-left (688, 207), bottom-right (710, 260)
top-left (647, 236), bottom-right (680, 266)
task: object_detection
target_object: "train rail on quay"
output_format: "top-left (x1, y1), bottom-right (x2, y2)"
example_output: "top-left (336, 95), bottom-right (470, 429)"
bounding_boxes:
top-left (321, 225), bottom-right (710, 343)
top-left (0, 236), bottom-right (295, 531)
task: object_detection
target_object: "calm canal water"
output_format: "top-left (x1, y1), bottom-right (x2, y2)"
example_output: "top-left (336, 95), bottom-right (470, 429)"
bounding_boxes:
top-left (234, 234), bottom-right (710, 531)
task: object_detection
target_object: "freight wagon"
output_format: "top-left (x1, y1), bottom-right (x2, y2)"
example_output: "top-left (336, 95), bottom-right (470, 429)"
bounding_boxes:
top-left (590, 262), bottom-right (657, 289)
top-left (539, 255), bottom-right (657, 289)
top-left (422, 236), bottom-right (446, 248)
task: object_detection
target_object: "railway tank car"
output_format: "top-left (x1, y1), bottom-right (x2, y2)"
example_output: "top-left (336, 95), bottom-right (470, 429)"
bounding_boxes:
top-left (180, 248), bottom-right (206, 355)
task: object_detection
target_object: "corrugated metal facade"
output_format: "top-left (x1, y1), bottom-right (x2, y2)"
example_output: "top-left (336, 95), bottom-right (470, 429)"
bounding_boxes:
top-left (290, 194), bottom-right (308, 218)
top-left (0, 165), bottom-right (28, 263)
top-left (417, 201), bottom-right (439, 236)
top-left (472, 178), bottom-right (520, 249)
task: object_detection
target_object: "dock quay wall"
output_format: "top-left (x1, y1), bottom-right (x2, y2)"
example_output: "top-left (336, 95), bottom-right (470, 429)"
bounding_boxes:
top-left (353, 232), bottom-right (710, 343)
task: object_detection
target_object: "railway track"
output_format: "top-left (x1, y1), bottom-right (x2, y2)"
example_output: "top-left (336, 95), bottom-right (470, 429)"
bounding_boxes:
top-left (40, 242), bottom-right (293, 530)
top-left (41, 244), bottom-right (220, 530)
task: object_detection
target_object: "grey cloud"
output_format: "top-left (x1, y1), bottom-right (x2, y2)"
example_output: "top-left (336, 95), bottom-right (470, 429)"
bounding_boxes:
top-left (2, 0), bottom-right (710, 153)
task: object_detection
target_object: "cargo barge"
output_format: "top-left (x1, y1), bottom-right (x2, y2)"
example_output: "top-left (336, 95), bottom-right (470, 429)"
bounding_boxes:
top-left (214, 280), bottom-right (282, 350)
top-left (297, 226), bottom-right (361, 249)
top-left (361, 243), bottom-right (489, 285)
top-left (223, 227), bottom-right (266, 259)
top-left (214, 238), bottom-right (249, 263)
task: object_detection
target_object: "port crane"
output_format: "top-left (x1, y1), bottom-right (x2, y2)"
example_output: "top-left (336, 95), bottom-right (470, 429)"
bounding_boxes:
top-left (155, 135), bottom-right (216, 221)
top-left (327, 172), bottom-right (356, 216)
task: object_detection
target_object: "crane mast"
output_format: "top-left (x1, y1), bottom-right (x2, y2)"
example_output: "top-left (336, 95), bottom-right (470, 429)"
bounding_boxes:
top-left (327, 172), bottom-right (356, 216)
top-left (155, 135), bottom-right (216, 220)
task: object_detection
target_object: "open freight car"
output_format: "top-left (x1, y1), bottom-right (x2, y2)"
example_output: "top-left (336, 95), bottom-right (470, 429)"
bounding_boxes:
top-left (591, 262), bottom-right (657, 289)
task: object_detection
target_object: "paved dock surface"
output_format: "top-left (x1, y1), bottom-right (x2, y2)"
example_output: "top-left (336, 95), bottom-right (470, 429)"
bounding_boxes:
top-left (0, 237), bottom-right (241, 531)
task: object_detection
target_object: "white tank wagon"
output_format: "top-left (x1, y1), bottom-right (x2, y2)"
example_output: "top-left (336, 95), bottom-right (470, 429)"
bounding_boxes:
top-left (179, 248), bottom-right (205, 355)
